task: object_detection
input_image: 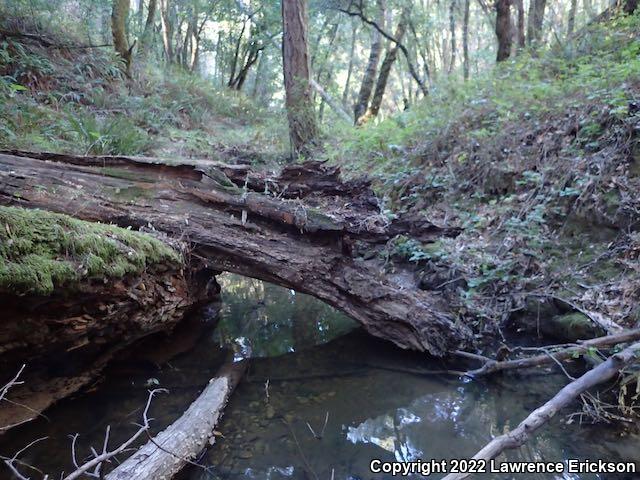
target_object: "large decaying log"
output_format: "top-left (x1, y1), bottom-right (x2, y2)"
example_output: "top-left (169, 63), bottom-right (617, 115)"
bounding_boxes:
top-left (442, 341), bottom-right (640, 480)
top-left (0, 151), bottom-right (471, 355)
top-left (106, 358), bottom-right (247, 480)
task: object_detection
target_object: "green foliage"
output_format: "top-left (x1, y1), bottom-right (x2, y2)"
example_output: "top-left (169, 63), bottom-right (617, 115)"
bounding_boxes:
top-left (65, 113), bottom-right (152, 155)
top-left (0, 206), bottom-right (181, 295)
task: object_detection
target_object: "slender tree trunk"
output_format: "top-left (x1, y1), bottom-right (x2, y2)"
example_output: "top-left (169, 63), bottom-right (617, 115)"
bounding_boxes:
top-left (495, 0), bottom-right (513, 62)
top-left (448, 0), bottom-right (457, 75)
top-left (251, 50), bottom-right (265, 99)
top-left (112, 0), bottom-right (133, 76)
top-left (462, 0), bottom-right (470, 80)
top-left (567, 0), bottom-right (578, 35)
top-left (282, 0), bottom-right (318, 157)
top-left (515, 0), bottom-right (525, 50)
top-left (138, 0), bottom-right (157, 58)
top-left (159, 0), bottom-right (173, 62)
top-left (228, 20), bottom-right (247, 87)
top-left (363, 9), bottom-right (408, 121)
top-left (137, 0), bottom-right (145, 30)
top-left (353, 0), bottom-right (385, 124)
top-left (342, 21), bottom-right (358, 108)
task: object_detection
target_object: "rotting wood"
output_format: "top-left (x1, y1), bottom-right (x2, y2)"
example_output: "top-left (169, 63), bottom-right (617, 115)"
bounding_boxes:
top-left (442, 341), bottom-right (640, 480)
top-left (0, 150), bottom-right (471, 355)
top-left (106, 358), bottom-right (247, 480)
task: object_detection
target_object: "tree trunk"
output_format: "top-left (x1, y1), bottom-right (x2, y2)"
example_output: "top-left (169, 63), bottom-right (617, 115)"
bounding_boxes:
top-left (495, 0), bottom-right (513, 62)
top-left (159, 0), bottom-right (173, 62)
top-left (462, 0), bottom-right (470, 80)
top-left (228, 19), bottom-right (247, 87)
top-left (527, 0), bottom-right (547, 46)
top-left (342, 21), bottom-right (358, 108)
top-left (448, 0), bottom-right (457, 74)
top-left (515, 0), bottom-right (526, 49)
top-left (353, 0), bottom-right (385, 124)
top-left (112, 0), bottom-right (133, 75)
top-left (138, 0), bottom-right (157, 58)
top-left (106, 358), bottom-right (247, 480)
top-left (0, 151), bottom-right (471, 355)
top-left (362, 9), bottom-right (408, 121)
top-left (282, 0), bottom-right (318, 157)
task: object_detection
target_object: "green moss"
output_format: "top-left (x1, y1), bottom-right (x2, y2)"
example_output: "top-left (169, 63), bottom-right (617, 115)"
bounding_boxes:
top-left (0, 206), bottom-right (181, 295)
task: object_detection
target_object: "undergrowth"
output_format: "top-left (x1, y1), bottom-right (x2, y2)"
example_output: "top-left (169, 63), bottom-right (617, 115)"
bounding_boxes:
top-left (0, 12), bottom-right (287, 159)
top-left (326, 13), bottom-right (640, 341)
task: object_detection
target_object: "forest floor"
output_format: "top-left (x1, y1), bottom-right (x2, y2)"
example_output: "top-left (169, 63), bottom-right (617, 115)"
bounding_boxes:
top-left (2, 11), bottom-right (640, 424)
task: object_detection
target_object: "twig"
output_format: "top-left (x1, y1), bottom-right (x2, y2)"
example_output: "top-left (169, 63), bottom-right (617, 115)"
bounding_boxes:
top-left (442, 341), bottom-right (640, 480)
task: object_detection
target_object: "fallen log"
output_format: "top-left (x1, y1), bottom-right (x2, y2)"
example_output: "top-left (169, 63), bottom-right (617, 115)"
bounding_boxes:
top-left (442, 340), bottom-right (640, 480)
top-left (106, 358), bottom-right (247, 480)
top-left (457, 328), bottom-right (640, 376)
top-left (0, 151), bottom-right (471, 355)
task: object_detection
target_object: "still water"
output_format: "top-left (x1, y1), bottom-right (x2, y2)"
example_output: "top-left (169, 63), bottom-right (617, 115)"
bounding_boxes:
top-left (0, 274), bottom-right (638, 480)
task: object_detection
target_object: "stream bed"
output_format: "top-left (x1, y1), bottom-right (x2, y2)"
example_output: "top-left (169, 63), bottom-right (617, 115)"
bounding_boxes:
top-left (1, 274), bottom-right (639, 480)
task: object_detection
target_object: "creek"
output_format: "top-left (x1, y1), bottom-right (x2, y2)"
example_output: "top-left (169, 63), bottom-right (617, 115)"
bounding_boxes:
top-left (0, 274), bottom-right (638, 480)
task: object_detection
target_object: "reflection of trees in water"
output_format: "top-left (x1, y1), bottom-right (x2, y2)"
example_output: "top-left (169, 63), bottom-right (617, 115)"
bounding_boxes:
top-left (345, 385), bottom-right (597, 476)
top-left (214, 274), bottom-right (356, 358)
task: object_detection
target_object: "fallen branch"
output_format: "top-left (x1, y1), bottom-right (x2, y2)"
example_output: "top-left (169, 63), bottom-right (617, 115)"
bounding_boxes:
top-left (106, 358), bottom-right (247, 480)
top-left (2, 389), bottom-right (166, 480)
top-left (456, 328), bottom-right (640, 376)
top-left (442, 341), bottom-right (640, 480)
top-left (310, 79), bottom-right (352, 123)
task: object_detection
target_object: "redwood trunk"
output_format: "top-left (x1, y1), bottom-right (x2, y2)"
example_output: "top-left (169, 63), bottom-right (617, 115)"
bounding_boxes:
top-left (282, 0), bottom-right (318, 156)
top-left (111, 0), bottom-right (132, 75)
top-left (495, 0), bottom-right (513, 62)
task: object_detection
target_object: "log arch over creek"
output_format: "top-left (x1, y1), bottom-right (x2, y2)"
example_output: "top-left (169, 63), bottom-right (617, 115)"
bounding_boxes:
top-left (0, 150), bottom-right (470, 356)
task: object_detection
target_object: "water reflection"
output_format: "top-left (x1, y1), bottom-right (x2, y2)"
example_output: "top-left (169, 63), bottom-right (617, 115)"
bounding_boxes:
top-left (191, 328), bottom-right (640, 480)
top-left (214, 274), bottom-right (356, 358)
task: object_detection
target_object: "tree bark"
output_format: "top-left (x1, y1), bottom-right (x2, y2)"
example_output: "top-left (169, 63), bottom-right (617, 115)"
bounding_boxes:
top-left (495, 0), bottom-right (513, 62)
top-left (527, 0), bottom-right (547, 47)
top-left (282, 0), bottom-right (318, 157)
top-left (448, 0), bottom-right (457, 74)
top-left (138, 0), bottom-right (157, 58)
top-left (106, 358), bottom-right (247, 480)
top-left (112, 0), bottom-right (133, 75)
top-left (159, 0), bottom-right (173, 62)
top-left (342, 21), bottom-right (358, 108)
top-left (0, 151), bottom-right (471, 355)
top-left (515, 0), bottom-right (525, 50)
top-left (462, 0), bottom-right (470, 80)
top-left (353, 0), bottom-right (385, 124)
top-left (443, 340), bottom-right (640, 480)
top-left (362, 9), bottom-right (408, 121)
